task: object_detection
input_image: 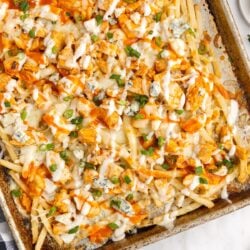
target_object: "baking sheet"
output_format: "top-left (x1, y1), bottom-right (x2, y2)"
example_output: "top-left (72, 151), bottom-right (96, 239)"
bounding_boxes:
top-left (0, 0), bottom-right (249, 249)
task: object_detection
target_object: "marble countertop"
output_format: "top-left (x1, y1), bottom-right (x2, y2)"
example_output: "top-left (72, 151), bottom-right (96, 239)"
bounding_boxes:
top-left (143, 1), bottom-right (250, 250)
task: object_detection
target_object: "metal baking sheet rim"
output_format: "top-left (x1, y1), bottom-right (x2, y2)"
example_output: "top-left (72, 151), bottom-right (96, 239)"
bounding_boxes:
top-left (0, 0), bottom-right (249, 250)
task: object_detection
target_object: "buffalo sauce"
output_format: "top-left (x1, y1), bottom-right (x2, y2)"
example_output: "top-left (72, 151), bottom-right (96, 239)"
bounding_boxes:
top-left (4, 0), bottom-right (36, 9)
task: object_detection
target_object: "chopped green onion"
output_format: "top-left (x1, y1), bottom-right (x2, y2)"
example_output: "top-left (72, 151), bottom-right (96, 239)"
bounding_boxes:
top-left (49, 164), bottom-right (57, 172)
top-left (157, 136), bottom-right (165, 147)
top-left (110, 74), bottom-right (125, 87)
top-left (11, 189), bottom-right (21, 197)
top-left (198, 42), bottom-right (207, 55)
top-left (187, 28), bottom-right (196, 37)
top-left (155, 36), bottom-right (162, 47)
top-left (8, 49), bottom-right (22, 57)
top-left (195, 166), bottom-right (203, 175)
top-left (66, 11), bottom-right (71, 16)
top-left (92, 189), bottom-right (102, 198)
top-left (63, 109), bottom-right (73, 119)
top-left (175, 109), bottom-right (184, 115)
top-left (141, 147), bottom-right (154, 156)
top-left (222, 159), bottom-right (234, 168)
top-left (123, 0), bottom-right (137, 3)
top-left (110, 176), bottom-right (120, 184)
top-left (4, 101), bottom-right (11, 108)
top-left (110, 199), bottom-right (121, 209)
top-left (68, 226), bottom-right (79, 234)
top-left (69, 131), bottom-right (78, 138)
top-left (124, 175), bottom-right (132, 184)
top-left (21, 109), bottom-right (27, 120)
top-left (126, 193), bottom-right (133, 201)
top-left (19, 1), bottom-right (29, 12)
top-left (142, 133), bottom-right (148, 141)
top-left (95, 15), bottom-right (103, 26)
top-left (84, 162), bottom-right (95, 169)
top-left (118, 100), bottom-right (127, 106)
top-left (162, 163), bottom-right (170, 170)
top-left (52, 46), bottom-right (58, 54)
top-left (20, 13), bottom-right (29, 21)
top-left (124, 46), bottom-right (141, 58)
top-left (154, 12), bottom-right (162, 22)
top-left (28, 28), bottom-right (35, 38)
top-left (107, 32), bottom-right (114, 39)
top-left (39, 143), bottom-right (54, 151)
top-left (134, 113), bottom-right (145, 120)
top-left (148, 30), bottom-right (153, 35)
top-left (71, 116), bottom-right (83, 125)
top-left (108, 222), bottom-right (119, 230)
top-left (218, 144), bottom-right (224, 150)
top-left (134, 94), bottom-right (149, 107)
top-left (47, 206), bottom-right (57, 216)
top-left (63, 96), bottom-right (73, 102)
top-left (199, 177), bottom-right (208, 184)
top-left (91, 34), bottom-right (99, 43)
top-left (60, 150), bottom-right (68, 160)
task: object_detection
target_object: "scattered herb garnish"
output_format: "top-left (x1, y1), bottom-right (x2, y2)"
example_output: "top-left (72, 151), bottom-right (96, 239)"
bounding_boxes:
top-left (63, 96), bottom-right (73, 102)
top-left (91, 34), bottom-right (99, 43)
top-left (126, 193), bottom-right (134, 201)
top-left (28, 28), bottom-right (36, 38)
top-left (154, 12), bottom-right (162, 22)
top-left (69, 131), bottom-right (78, 138)
top-left (49, 164), bottom-right (57, 172)
top-left (155, 36), bottom-right (162, 47)
top-left (21, 109), bottom-right (27, 120)
top-left (19, 1), bottom-right (29, 12)
top-left (141, 147), bottom-right (154, 156)
top-left (199, 177), bottom-right (208, 184)
top-left (48, 206), bottom-right (57, 216)
top-left (110, 199), bottom-right (122, 209)
top-left (195, 166), bottom-right (203, 175)
top-left (162, 163), bottom-right (170, 170)
top-left (198, 42), bottom-right (207, 55)
top-left (107, 32), bottom-right (114, 39)
top-left (175, 109), bottom-right (184, 115)
top-left (60, 150), bottom-right (68, 160)
top-left (108, 222), bottom-right (119, 230)
top-left (71, 116), bottom-right (83, 125)
top-left (20, 13), bottom-right (29, 21)
top-left (84, 162), bottom-right (95, 169)
top-left (68, 226), bottom-right (79, 234)
top-left (63, 109), bottom-right (73, 119)
top-left (39, 143), bottom-right (55, 151)
top-left (134, 94), bottom-right (149, 107)
top-left (52, 46), bottom-right (58, 54)
top-left (124, 46), bottom-right (141, 58)
top-left (123, 0), bottom-right (137, 3)
top-left (157, 136), bottom-right (165, 147)
top-left (4, 101), bottom-right (11, 108)
top-left (187, 28), bottom-right (196, 37)
top-left (124, 175), bottom-right (132, 184)
top-left (11, 189), bottom-right (21, 197)
top-left (134, 113), bottom-right (145, 120)
top-left (110, 176), bottom-right (120, 184)
top-left (110, 74), bottom-right (125, 87)
top-left (95, 15), bottom-right (103, 26)
top-left (92, 189), bottom-right (102, 198)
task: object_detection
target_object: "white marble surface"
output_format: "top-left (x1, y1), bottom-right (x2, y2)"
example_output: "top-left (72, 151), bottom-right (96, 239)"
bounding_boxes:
top-left (143, 2), bottom-right (250, 250)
